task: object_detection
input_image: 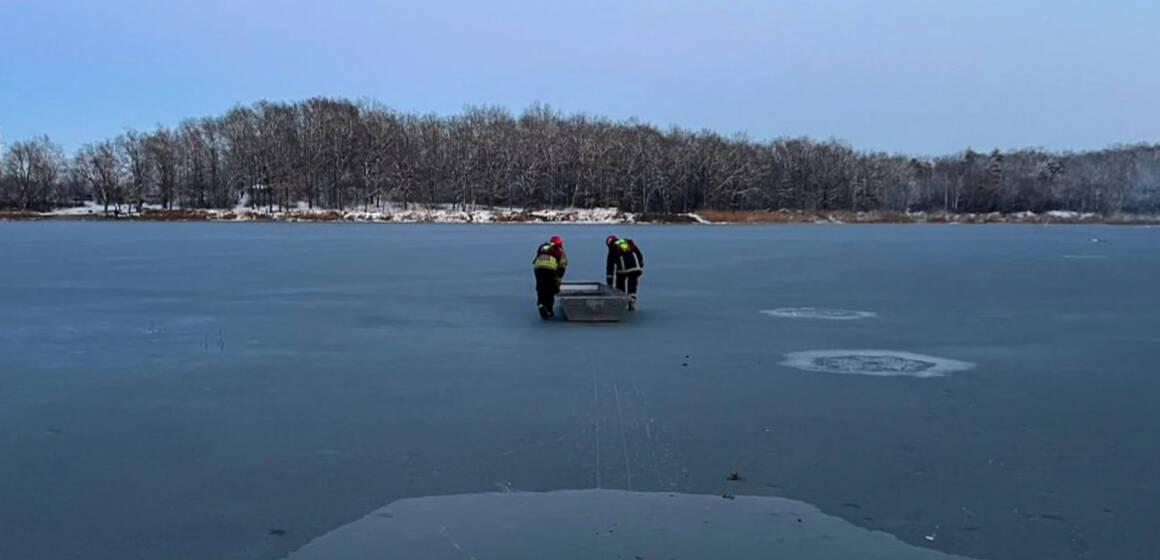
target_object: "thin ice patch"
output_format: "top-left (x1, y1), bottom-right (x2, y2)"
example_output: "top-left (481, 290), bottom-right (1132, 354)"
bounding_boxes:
top-left (761, 307), bottom-right (877, 320)
top-left (781, 350), bottom-right (976, 378)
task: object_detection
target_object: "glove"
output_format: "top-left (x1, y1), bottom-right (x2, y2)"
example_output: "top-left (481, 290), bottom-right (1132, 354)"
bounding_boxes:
top-left (606, 275), bottom-right (614, 287)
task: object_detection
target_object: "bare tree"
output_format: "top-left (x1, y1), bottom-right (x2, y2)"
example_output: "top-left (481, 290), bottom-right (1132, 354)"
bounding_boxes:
top-left (146, 128), bottom-right (178, 210)
top-left (4, 98), bottom-right (1159, 216)
top-left (119, 130), bottom-right (151, 213)
top-left (2, 136), bottom-right (65, 210)
top-left (74, 140), bottom-right (124, 215)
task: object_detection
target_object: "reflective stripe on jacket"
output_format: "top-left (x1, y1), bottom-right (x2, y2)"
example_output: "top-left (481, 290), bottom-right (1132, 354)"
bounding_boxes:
top-left (606, 239), bottom-right (644, 275)
top-left (533, 252), bottom-right (558, 270)
top-left (533, 243), bottom-right (567, 272)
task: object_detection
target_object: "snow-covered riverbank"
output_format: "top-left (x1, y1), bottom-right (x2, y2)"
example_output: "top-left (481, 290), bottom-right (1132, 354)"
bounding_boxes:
top-left (3, 201), bottom-right (1158, 225)
top-left (4, 202), bottom-right (662, 224)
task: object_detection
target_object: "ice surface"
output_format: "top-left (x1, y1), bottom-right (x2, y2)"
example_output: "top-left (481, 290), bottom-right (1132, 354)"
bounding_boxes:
top-left (285, 489), bottom-right (979, 560)
top-left (1, 223), bottom-right (1159, 560)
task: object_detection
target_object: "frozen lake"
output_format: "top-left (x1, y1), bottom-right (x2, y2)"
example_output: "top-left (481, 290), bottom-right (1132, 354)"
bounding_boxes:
top-left (1, 222), bottom-right (1157, 559)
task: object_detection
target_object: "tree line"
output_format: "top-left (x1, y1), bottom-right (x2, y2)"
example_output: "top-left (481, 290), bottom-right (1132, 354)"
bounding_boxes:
top-left (3, 97), bottom-right (1158, 215)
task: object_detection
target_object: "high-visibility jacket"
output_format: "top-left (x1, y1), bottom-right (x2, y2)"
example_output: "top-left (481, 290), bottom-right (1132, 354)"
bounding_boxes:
top-left (606, 238), bottom-right (644, 279)
top-left (533, 243), bottom-right (568, 275)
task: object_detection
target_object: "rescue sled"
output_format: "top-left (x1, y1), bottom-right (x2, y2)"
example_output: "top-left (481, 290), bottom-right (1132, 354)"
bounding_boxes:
top-left (557, 282), bottom-right (632, 322)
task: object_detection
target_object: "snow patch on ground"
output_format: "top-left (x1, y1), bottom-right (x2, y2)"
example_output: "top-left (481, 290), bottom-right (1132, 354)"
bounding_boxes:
top-left (49, 201), bottom-right (104, 216)
top-left (48, 201), bottom-right (148, 216)
top-left (235, 205), bottom-right (634, 224)
top-left (42, 201), bottom-right (169, 216)
top-left (781, 350), bottom-right (976, 378)
top-left (1045, 210), bottom-right (1095, 220)
top-left (40, 203), bottom-right (640, 223)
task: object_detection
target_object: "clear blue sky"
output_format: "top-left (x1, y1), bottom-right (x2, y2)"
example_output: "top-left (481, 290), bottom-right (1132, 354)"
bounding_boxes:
top-left (2, 0), bottom-right (1157, 155)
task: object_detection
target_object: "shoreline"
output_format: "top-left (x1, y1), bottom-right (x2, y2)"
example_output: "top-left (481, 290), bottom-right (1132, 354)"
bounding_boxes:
top-left (1, 206), bottom-right (1157, 225)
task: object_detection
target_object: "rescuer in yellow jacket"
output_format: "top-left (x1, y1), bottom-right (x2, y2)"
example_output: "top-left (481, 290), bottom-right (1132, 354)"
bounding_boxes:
top-left (533, 235), bottom-right (567, 318)
top-left (605, 234), bottom-right (644, 310)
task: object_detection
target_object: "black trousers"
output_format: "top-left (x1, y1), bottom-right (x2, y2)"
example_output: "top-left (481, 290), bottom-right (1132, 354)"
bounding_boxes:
top-left (615, 270), bottom-right (641, 296)
top-left (534, 269), bottom-right (559, 310)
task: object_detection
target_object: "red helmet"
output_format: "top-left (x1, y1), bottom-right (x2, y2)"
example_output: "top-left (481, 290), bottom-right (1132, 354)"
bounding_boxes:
top-left (550, 235), bottom-right (563, 247)
top-left (605, 234), bottom-right (618, 246)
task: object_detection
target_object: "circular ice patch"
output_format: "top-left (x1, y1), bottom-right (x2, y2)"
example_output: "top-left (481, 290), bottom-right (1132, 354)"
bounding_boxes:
top-left (761, 307), bottom-right (877, 320)
top-left (781, 350), bottom-right (975, 378)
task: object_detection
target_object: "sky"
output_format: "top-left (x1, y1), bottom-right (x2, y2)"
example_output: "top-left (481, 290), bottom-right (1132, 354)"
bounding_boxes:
top-left (1, 0), bottom-right (1158, 155)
